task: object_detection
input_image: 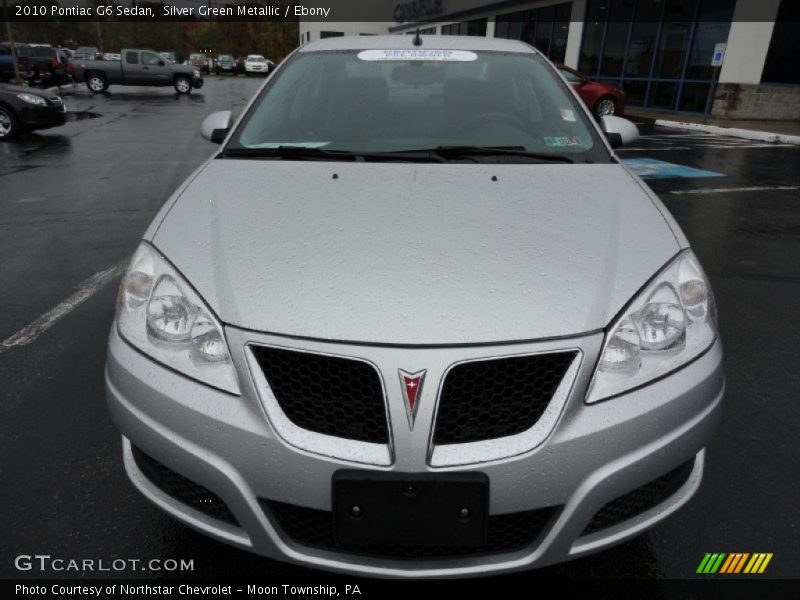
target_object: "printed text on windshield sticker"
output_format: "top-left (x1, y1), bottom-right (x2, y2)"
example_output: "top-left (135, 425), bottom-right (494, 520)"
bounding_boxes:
top-left (358, 49), bottom-right (478, 62)
top-left (544, 136), bottom-right (583, 147)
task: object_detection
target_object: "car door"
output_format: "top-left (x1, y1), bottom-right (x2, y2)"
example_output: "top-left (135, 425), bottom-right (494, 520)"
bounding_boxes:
top-left (138, 51), bottom-right (172, 85)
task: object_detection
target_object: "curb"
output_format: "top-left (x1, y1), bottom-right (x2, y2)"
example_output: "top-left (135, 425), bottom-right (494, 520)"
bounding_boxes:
top-left (654, 119), bottom-right (800, 145)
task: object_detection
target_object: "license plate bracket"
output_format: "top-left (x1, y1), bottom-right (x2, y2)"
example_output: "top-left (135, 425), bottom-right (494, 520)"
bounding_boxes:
top-left (333, 470), bottom-right (489, 547)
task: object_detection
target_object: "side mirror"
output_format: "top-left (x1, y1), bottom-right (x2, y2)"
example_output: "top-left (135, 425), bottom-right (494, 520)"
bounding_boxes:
top-left (600, 115), bottom-right (639, 148)
top-left (201, 110), bottom-right (232, 144)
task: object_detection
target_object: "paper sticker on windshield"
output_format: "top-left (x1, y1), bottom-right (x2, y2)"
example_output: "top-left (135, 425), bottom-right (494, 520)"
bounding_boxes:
top-left (544, 136), bottom-right (583, 147)
top-left (358, 49), bottom-right (478, 62)
top-left (560, 108), bottom-right (576, 122)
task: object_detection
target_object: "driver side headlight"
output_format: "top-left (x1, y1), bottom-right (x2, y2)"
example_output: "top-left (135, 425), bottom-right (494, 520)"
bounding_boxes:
top-left (116, 242), bottom-right (240, 395)
top-left (586, 250), bottom-right (717, 403)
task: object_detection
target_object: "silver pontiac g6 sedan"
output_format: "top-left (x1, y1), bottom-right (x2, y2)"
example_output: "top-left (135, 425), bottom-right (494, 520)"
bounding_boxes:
top-left (106, 35), bottom-right (724, 577)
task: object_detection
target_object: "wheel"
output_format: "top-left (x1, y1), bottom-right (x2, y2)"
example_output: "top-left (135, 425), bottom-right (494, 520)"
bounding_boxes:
top-left (0, 105), bottom-right (20, 141)
top-left (594, 96), bottom-right (617, 119)
top-left (31, 69), bottom-right (45, 87)
top-left (86, 74), bottom-right (107, 93)
top-left (174, 76), bottom-right (192, 94)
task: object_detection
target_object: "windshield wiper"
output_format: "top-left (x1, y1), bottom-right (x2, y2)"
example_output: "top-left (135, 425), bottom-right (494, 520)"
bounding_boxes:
top-left (222, 146), bottom-right (446, 162)
top-left (426, 146), bottom-right (575, 163)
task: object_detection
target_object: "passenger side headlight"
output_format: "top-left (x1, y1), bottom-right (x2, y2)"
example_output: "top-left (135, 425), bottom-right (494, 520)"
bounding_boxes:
top-left (17, 93), bottom-right (47, 106)
top-left (116, 242), bottom-right (240, 394)
top-left (586, 250), bottom-right (717, 403)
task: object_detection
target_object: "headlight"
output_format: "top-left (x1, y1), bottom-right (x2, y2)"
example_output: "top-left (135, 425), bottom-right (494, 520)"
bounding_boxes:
top-left (116, 242), bottom-right (240, 394)
top-left (586, 250), bottom-right (717, 403)
top-left (17, 93), bottom-right (47, 106)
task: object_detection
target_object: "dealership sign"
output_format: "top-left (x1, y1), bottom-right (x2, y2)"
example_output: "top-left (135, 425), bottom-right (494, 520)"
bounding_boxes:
top-left (394, 0), bottom-right (447, 23)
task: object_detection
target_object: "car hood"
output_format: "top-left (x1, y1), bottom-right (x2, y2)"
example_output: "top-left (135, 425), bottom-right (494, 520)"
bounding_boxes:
top-left (151, 160), bottom-right (680, 345)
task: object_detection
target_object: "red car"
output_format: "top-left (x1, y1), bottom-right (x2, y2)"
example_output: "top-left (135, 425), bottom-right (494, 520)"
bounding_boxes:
top-left (556, 64), bottom-right (625, 120)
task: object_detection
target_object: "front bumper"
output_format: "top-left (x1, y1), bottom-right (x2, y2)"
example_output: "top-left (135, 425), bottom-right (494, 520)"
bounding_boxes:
top-left (18, 103), bottom-right (67, 130)
top-left (106, 325), bottom-right (723, 577)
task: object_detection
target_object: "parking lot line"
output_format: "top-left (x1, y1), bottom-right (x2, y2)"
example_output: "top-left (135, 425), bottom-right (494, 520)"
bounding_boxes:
top-left (0, 261), bottom-right (126, 354)
top-left (668, 186), bottom-right (800, 195)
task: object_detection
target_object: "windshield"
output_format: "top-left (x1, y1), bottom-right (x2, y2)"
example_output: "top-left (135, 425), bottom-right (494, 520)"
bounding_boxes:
top-left (247, 55), bottom-right (265, 62)
top-left (230, 49), bottom-right (609, 162)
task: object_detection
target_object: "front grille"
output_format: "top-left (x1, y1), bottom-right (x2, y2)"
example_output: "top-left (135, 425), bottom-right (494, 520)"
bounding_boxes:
top-left (251, 346), bottom-right (388, 444)
top-left (582, 459), bottom-right (695, 535)
top-left (131, 446), bottom-right (239, 526)
top-left (434, 352), bottom-right (576, 445)
top-left (263, 500), bottom-right (554, 559)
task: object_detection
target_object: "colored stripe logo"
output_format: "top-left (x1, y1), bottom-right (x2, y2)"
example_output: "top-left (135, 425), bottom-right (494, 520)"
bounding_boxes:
top-left (696, 553), bottom-right (773, 574)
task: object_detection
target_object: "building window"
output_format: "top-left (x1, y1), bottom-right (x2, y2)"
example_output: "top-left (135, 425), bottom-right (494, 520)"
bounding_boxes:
top-left (495, 2), bottom-right (572, 62)
top-left (578, 0), bottom-right (735, 112)
top-left (762, 0), bottom-right (800, 85)
top-left (441, 19), bottom-right (487, 36)
top-left (405, 27), bottom-right (436, 35)
top-left (320, 31), bottom-right (344, 39)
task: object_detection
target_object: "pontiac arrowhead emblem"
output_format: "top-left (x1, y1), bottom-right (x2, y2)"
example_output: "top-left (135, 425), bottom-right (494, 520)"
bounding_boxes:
top-left (398, 369), bottom-right (426, 430)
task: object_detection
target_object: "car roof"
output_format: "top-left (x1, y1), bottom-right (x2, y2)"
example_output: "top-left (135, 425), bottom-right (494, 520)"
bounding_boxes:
top-left (299, 34), bottom-right (537, 54)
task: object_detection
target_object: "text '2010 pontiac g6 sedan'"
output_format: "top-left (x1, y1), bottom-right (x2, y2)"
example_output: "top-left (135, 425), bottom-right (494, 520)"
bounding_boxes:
top-left (105, 35), bottom-right (724, 578)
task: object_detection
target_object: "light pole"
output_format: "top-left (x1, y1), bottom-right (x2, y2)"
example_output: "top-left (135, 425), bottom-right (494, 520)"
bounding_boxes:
top-left (2, 0), bottom-right (24, 84)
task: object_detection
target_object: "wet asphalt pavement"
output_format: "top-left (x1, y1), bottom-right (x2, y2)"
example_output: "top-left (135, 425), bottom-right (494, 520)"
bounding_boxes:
top-left (0, 77), bottom-right (798, 581)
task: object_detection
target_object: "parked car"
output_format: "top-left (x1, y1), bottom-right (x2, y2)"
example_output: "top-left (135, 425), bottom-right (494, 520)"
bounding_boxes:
top-left (73, 46), bottom-right (100, 61)
top-left (215, 54), bottom-right (236, 75)
top-left (244, 54), bottom-right (273, 76)
top-left (108, 35), bottom-right (723, 576)
top-left (187, 52), bottom-right (209, 74)
top-left (557, 64), bottom-right (626, 119)
top-left (0, 82), bottom-right (67, 140)
top-left (72, 49), bottom-right (203, 94)
top-left (0, 44), bottom-right (34, 83)
top-left (24, 45), bottom-right (70, 87)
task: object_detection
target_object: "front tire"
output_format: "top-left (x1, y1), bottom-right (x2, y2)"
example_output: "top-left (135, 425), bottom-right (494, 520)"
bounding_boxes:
top-left (0, 105), bottom-right (20, 141)
top-left (174, 76), bottom-right (192, 95)
top-left (594, 96), bottom-right (617, 119)
top-left (86, 74), bottom-right (107, 94)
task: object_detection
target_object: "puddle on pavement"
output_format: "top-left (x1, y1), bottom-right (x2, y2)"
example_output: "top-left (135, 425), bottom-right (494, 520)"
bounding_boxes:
top-left (67, 111), bottom-right (102, 121)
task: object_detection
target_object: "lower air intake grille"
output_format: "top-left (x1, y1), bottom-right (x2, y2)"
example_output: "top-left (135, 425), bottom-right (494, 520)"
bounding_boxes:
top-left (131, 445), bottom-right (239, 526)
top-left (262, 500), bottom-right (554, 559)
top-left (582, 459), bottom-right (695, 535)
top-left (434, 352), bottom-right (576, 445)
top-left (251, 346), bottom-right (388, 444)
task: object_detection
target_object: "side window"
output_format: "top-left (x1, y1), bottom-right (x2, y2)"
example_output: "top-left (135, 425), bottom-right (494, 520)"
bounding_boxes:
top-left (142, 52), bottom-right (161, 66)
top-left (126, 52), bottom-right (139, 65)
top-left (559, 69), bottom-right (582, 83)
